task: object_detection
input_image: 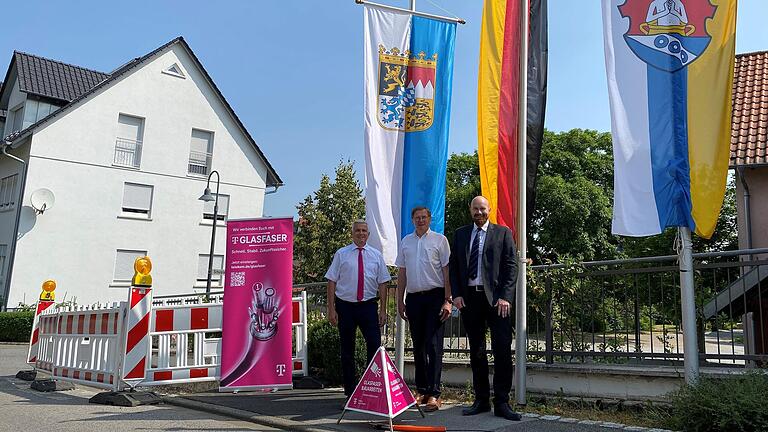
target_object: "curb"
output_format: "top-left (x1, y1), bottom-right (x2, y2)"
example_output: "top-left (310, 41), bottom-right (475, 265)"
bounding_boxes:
top-left (162, 395), bottom-right (332, 432)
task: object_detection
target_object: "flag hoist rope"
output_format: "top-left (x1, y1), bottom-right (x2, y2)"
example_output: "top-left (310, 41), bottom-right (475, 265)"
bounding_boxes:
top-left (355, 0), bottom-right (466, 24)
top-left (514, 0), bottom-right (530, 406)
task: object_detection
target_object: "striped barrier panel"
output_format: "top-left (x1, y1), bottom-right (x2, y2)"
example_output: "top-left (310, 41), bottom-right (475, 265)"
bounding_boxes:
top-left (27, 299), bottom-right (55, 365)
top-left (122, 286), bottom-right (152, 385)
top-left (292, 291), bottom-right (308, 377)
top-left (142, 301), bottom-right (223, 385)
top-left (39, 304), bottom-right (125, 390)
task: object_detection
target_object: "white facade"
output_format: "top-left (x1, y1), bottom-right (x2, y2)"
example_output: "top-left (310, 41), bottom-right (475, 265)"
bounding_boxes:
top-left (0, 40), bottom-right (281, 307)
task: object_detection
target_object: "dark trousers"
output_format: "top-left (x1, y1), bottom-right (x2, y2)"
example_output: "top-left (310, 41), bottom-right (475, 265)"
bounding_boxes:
top-left (460, 288), bottom-right (513, 404)
top-left (406, 288), bottom-right (445, 397)
top-left (335, 297), bottom-right (381, 396)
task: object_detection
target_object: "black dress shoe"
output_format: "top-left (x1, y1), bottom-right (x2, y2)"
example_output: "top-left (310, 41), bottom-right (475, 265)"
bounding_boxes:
top-left (494, 403), bottom-right (522, 421)
top-left (462, 400), bottom-right (491, 416)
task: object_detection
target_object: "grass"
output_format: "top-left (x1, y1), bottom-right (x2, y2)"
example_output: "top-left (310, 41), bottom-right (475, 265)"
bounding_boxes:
top-left (438, 384), bottom-right (672, 429)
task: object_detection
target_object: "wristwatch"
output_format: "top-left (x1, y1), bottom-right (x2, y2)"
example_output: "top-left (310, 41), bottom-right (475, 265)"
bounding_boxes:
top-left (444, 297), bottom-right (453, 304)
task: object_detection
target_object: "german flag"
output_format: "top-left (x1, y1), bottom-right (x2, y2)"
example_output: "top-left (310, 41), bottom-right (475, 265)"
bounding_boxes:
top-left (477, 0), bottom-right (547, 239)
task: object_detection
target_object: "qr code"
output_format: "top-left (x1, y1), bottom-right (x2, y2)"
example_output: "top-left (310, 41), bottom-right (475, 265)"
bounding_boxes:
top-left (230, 272), bottom-right (246, 287)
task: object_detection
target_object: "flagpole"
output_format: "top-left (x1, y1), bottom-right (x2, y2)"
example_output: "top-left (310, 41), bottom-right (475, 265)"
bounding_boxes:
top-left (392, 0), bottom-right (419, 378)
top-left (678, 227), bottom-right (700, 384)
top-left (514, 0), bottom-right (529, 407)
top-left (354, 0), bottom-right (466, 24)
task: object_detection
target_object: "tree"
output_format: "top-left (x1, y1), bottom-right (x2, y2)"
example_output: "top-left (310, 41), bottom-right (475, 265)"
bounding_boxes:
top-left (531, 129), bottom-right (617, 261)
top-left (294, 161), bottom-right (365, 283)
top-left (444, 152), bottom-right (481, 244)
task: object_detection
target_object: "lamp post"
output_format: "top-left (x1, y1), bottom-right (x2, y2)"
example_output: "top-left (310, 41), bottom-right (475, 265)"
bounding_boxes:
top-left (198, 170), bottom-right (220, 301)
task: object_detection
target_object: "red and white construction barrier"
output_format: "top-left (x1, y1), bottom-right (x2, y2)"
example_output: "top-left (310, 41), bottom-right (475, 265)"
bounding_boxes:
top-left (122, 286), bottom-right (152, 384)
top-left (292, 290), bottom-right (308, 376)
top-left (36, 304), bottom-right (124, 390)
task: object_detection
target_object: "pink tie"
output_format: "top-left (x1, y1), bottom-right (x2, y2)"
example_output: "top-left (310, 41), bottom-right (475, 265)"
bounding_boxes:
top-left (357, 247), bottom-right (365, 301)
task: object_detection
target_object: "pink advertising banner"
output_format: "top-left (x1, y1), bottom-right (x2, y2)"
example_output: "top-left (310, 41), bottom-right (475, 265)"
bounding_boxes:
top-left (344, 347), bottom-right (416, 419)
top-left (219, 217), bottom-right (294, 391)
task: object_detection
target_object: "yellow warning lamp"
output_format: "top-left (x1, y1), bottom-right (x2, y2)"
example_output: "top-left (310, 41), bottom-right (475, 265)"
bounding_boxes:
top-left (132, 256), bottom-right (153, 288)
top-left (40, 279), bottom-right (56, 301)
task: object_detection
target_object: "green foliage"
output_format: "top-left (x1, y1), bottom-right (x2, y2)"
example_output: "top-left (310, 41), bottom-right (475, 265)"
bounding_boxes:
top-left (533, 129), bottom-right (616, 261)
top-left (445, 152), bottom-right (481, 244)
top-left (0, 311), bottom-right (34, 342)
top-left (294, 160), bottom-right (365, 283)
top-left (665, 372), bottom-right (768, 432)
top-left (307, 320), bottom-right (367, 385)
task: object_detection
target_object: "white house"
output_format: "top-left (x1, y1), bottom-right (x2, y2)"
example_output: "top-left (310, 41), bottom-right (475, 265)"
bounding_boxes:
top-left (0, 37), bottom-right (282, 309)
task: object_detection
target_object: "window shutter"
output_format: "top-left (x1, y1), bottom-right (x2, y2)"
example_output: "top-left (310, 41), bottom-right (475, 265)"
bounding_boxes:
top-left (114, 250), bottom-right (146, 282)
top-left (203, 194), bottom-right (229, 218)
top-left (122, 183), bottom-right (153, 212)
top-left (117, 114), bottom-right (144, 141)
top-left (190, 129), bottom-right (212, 153)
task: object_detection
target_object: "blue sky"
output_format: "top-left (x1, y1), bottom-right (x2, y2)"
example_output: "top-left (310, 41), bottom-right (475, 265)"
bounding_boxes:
top-left (1, 1), bottom-right (765, 218)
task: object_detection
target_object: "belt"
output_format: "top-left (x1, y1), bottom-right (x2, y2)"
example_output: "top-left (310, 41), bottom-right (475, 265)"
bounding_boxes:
top-left (407, 287), bottom-right (443, 295)
top-left (468, 285), bottom-right (485, 292)
top-left (335, 296), bottom-right (378, 305)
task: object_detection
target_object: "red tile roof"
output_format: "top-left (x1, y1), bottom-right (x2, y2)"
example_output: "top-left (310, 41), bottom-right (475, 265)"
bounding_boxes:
top-left (731, 50), bottom-right (768, 167)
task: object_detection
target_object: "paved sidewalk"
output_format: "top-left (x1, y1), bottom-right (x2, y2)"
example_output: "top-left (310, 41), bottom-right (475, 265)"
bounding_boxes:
top-left (164, 388), bottom-right (670, 432)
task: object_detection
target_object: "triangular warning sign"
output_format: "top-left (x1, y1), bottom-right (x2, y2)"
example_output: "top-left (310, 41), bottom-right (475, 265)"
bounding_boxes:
top-left (343, 346), bottom-right (417, 419)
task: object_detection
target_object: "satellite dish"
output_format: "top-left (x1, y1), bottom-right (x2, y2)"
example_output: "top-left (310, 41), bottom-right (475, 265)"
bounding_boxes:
top-left (30, 188), bottom-right (55, 214)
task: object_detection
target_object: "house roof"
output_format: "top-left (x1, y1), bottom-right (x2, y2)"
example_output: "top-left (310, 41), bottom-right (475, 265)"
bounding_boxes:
top-left (730, 50), bottom-right (768, 167)
top-left (13, 52), bottom-right (110, 102)
top-left (0, 37), bottom-right (282, 187)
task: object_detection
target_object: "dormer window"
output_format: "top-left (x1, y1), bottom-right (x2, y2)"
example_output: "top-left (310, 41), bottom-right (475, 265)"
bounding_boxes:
top-left (162, 63), bottom-right (185, 79)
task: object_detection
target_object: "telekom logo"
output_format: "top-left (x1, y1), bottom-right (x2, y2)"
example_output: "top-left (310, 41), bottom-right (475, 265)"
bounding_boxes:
top-left (276, 364), bottom-right (286, 376)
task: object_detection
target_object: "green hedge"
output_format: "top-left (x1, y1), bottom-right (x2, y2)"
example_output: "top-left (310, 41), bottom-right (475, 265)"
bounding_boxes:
top-left (666, 371), bottom-right (768, 432)
top-left (0, 311), bottom-right (34, 342)
top-left (307, 320), bottom-right (367, 385)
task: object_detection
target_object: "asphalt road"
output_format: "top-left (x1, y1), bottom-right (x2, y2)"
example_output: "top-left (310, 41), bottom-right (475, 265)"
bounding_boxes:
top-left (0, 343), bottom-right (279, 432)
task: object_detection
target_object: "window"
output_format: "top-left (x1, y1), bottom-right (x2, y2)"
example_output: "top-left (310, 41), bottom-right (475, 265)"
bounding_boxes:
top-left (188, 129), bottom-right (213, 176)
top-left (23, 99), bottom-right (56, 127)
top-left (10, 105), bottom-right (23, 133)
top-left (0, 175), bottom-right (18, 210)
top-left (121, 183), bottom-right (153, 218)
top-left (114, 114), bottom-right (145, 168)
top-left (203, 194), bottom-right (229, 221)
top-left (162, 63), bottom-right (185, 79)
top-left (113, 249), bottom-right (147, 284)
top-left (197, 254), bottom-right (224, 284)
top-left (0, 244), bottom-right (7, 280)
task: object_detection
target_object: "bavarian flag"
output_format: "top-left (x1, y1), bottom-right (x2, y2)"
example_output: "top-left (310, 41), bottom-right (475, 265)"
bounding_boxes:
top-left (363, 5), bottom-right (456, 264)
top-left (603, 0), bottom-right (737, 238)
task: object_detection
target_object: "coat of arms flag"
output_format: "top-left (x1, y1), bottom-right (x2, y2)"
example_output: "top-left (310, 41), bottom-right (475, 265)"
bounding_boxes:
top-left (363, 5), bottom-right (456, 264)
top-left (602, 0), bottom-right (737, 238)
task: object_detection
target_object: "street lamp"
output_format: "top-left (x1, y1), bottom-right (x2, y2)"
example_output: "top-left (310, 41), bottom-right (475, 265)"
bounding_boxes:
top-left (198, 170), bottom-right (220, 301)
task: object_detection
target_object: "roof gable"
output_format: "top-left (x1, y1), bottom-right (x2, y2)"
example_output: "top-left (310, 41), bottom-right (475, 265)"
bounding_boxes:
top-left (730, 50), bottom-right (768, 167)
top-left (1, 37), bottom-right (282, 187)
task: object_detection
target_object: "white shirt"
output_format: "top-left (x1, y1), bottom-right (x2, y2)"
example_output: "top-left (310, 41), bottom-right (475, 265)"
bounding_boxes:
top-left (325, 243), bottom-right (391, 302)
top-left (395, 229), bottom-right (450, 293)
top-left (468, 221), bottom-right (489, 286)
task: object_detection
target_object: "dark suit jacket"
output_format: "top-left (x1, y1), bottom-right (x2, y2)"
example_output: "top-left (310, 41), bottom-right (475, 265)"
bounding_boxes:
top-left (449, 223), bottom-right (518, 305)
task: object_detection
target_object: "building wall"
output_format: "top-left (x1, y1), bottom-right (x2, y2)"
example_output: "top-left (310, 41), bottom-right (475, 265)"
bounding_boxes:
top-left (6, 44), bottom-right (275, 306)
top-left (0, 141), bottom-right (29, 305)
top-left (735, 167), bottom-right (768, 257)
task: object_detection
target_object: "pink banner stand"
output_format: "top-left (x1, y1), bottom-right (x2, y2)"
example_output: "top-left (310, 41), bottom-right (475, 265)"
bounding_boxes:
top-left (219, 217), bottom-right (294, 392)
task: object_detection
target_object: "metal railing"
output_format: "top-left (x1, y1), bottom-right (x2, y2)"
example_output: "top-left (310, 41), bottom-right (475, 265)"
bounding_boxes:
top-left (301, 249), bottom-right (768, 368)
top-left (113, 138), bottom-right (142, 168)
top-left (188, 150), bottom-right (212, 176)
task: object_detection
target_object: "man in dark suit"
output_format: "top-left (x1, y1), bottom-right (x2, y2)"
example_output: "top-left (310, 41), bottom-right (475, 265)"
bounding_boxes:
top-left (449, 196), bottom-right (521, 421)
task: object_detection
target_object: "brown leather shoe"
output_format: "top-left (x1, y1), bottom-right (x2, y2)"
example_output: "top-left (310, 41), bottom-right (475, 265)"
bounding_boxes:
top-left (412, 391), bottom-right (427, 405)
top-left (424, 396), bottom-right (442, 412)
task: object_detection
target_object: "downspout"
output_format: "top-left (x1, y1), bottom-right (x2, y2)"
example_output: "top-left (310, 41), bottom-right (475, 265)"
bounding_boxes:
top-left (737, 166), bottom-right (753, 255)
top-left (1, 141), bottom-right (27, 311)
